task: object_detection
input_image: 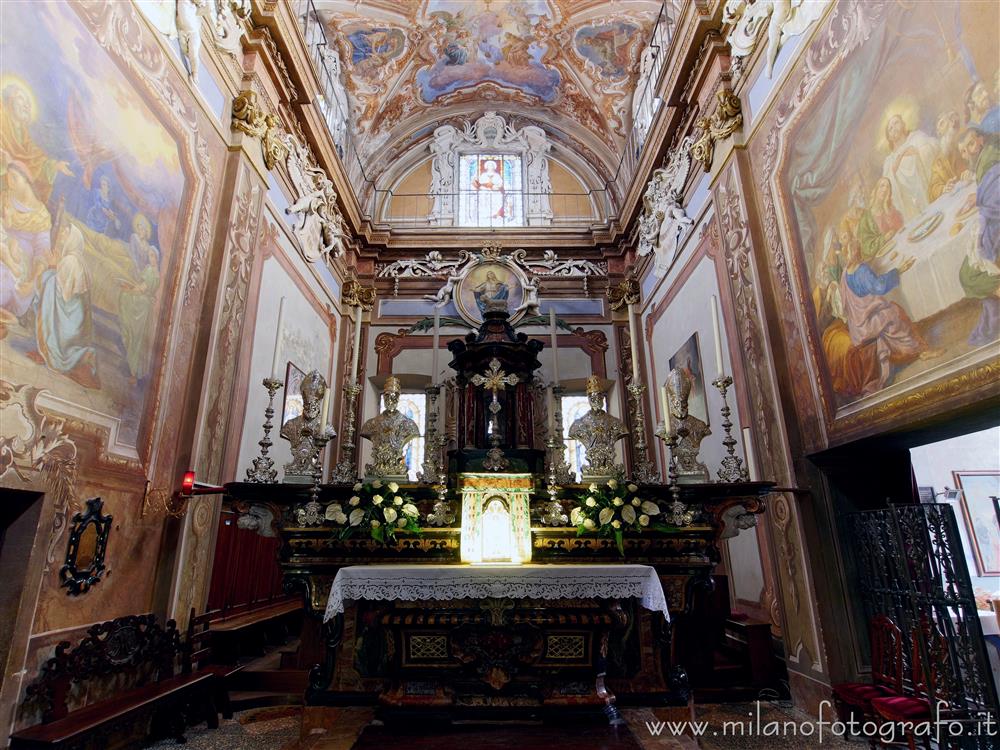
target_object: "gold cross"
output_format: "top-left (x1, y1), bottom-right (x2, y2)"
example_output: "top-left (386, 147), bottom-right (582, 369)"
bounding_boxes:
top-left (471, 358), bottom-right (519, 394)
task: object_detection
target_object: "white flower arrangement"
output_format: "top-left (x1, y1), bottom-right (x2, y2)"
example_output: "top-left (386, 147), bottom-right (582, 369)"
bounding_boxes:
top-left (332, 479), bottom-right (420, 543)
top-left (570, 478), bottom-right (672, 555)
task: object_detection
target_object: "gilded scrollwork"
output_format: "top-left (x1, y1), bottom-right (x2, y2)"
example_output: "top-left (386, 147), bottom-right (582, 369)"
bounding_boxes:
top-left (690, 90), bottom-right (743, 172)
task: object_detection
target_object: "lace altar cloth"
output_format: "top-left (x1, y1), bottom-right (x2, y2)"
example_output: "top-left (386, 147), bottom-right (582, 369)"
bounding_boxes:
top-left (324, 564), bottom-right (669, 622)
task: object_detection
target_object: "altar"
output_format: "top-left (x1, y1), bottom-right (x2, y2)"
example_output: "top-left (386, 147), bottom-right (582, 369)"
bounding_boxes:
top-left (319, 564), bottom-right (669, 722)
top-left (228, 264), bottom-right (771, 724)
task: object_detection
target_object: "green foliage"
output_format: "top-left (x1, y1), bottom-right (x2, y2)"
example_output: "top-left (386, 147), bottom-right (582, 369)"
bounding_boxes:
top-left (569, 479), bottom-right (667, 557)
top-left (333, 478), bottom-right (422, 544)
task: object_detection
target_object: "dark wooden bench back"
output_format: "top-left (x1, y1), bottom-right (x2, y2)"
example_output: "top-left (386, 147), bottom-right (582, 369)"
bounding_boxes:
top-left (24, 614), bottom-right (181, 722)
top-left (183, 607), bottom-right (222, 673)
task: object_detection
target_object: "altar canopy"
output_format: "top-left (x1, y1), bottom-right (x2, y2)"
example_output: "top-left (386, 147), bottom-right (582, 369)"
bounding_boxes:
top-left (324, 564), bottom-right (670, 622)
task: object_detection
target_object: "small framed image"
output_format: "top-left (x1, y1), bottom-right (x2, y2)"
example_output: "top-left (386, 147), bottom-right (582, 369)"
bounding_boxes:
top-left (280, 361), bottom-right (306, 436)
top-left (954, 470), bottom-right (1000, 577)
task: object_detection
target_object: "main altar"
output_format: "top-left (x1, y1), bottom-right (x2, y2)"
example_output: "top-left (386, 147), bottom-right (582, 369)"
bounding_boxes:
top-left (226, 264), bottom-right (771, 723)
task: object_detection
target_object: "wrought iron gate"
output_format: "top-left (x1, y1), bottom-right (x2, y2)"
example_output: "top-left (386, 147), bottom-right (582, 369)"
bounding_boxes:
top-left (850, 503), bottom-right (998, 748)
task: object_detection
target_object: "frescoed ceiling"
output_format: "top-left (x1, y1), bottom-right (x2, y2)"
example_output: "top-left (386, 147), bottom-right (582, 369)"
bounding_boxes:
top-left (315, 0), bottom-right (665, 185)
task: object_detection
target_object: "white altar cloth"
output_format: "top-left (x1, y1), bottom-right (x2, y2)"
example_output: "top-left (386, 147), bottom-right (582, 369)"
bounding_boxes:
top-left (323, 564), bottom-right (670, 623)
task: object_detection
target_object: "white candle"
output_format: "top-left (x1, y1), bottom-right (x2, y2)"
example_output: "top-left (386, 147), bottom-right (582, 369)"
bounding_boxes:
top-left (742, 426), bottom-right (758, 481)
top-left (547, 386), bottom-right (556, 434)
top-left (432, 308), bottom-right (440, 385)
top-left (659, 385), bottom-right (670, 433)
top-left (270, 296), bottom-right (286, 379)
top-left (320, 385), bottom-right (330, 428)
top-left (349, 304), bottom-right (363, 383)
top-left (710, 295), bottom-right (725, 375)
top-left (627, 303), bottom-right (640, 382)
top-left (549, 308), bottom-right (560, 385)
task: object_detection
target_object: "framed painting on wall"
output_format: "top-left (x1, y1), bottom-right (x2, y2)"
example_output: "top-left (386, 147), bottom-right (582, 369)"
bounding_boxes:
top-left (280, 361), bottom-right (306, 435)
top-left (954, 470), bottom-right (1000, 576)
top-left (668, 333), bottom-right (709, 426)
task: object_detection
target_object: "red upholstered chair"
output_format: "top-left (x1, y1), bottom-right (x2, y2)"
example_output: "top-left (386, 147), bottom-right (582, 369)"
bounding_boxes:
top-left (832, 614), bottom-right (904, 728)
top-left (871, 618), bottom-right (949, 750)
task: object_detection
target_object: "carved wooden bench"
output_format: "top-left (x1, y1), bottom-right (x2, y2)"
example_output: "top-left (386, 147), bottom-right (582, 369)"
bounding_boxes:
top-left (11, 614), bottom-right (218, 750)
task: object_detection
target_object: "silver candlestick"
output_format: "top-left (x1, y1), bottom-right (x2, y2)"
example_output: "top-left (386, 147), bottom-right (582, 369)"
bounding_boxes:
top-left (627, 382), bottom-right (660, 484)
top-left (549, 384), bottom-right (575, 484)
top-left (330, 381), bottom-right (361, 483)
top-left (246, 377), bottom-right (283, 483)
top-left (712, 375), bottom-right (750, 483)
top-left (655, 422), bottom-right (694, 527)
top-left (419, 385), bottom-right (443, 482)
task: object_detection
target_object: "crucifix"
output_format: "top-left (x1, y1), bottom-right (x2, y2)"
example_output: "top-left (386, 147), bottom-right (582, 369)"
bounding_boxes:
top-left (471, 357), bottom-right (519, 471)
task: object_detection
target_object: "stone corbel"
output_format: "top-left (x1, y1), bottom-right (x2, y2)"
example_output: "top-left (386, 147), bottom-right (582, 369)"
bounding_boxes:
top-left (690, 89), bottom-right (743, 172)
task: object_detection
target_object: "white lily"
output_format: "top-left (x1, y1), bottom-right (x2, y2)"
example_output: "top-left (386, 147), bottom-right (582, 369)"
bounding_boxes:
top-left (402, 503), bottom-right (419, 518)
top-left (622, 506), bottom-right (636, 524)
top-left (586, 497), bottom-right (597, 507)
top-left (324, 503), bottom-right (344, 521)
top-left (383, 507), bottom-right (398, 523)
top-left (570, 507), bottom-right (584, 525)
top-left (639, 514), bottom-right (650, 526)
top-left (598, 507), bottom-right (614, 525)
top-left (349, 508), bottom-right (365, 526)
top-left (583, 518), bottom-right (596, 530)
top-left (641, 501), bottom-right (661, 516)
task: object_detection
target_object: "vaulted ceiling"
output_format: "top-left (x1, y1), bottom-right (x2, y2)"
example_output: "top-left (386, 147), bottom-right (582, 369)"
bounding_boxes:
top-left (316, 0), bottom-right (664, 187)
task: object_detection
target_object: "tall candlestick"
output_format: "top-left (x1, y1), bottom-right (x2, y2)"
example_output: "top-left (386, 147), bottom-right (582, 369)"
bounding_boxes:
top-left (659, 385), bottom-right (670, 433)
top-left (432, 308), bottom-right (440, 384)
top-left (710, 295), bottom-right (724, 375)
top-left (742, 426), bottom-right (758, 481)
top-left (627, 302), bottom-right (640, 382)
top-left (349, 304), bottom-right (362, 383)
top-left (549, 308), bottom-right (560, 385)
top-left (270, 296), bottom-right (286, 379)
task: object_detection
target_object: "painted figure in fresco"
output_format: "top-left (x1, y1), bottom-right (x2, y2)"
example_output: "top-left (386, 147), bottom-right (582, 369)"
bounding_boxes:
top-left (956, 128), bottom-right (1000, 346)
top-left (0, 162), bottom-right (50, 321)
top-left (473, 270), bottom-right (509, 314)
top-left (118, 214), bottom-right (161, 382)
top-left (857, 177), bottom-right (903, 260)
top-left (965, 80), bottom-right (1000, 135)
top-left (839, 237), bottom-right (939, 393)
top-left (85, 175), bottom-right (121, 237)
top-left (28, 207), bottom-right (100, 390)
top-left (0, 82), bottom-right (74, 202)
top-left (881, 114), bottom-right (940, 223)
top-left (929, 110), bottom-right (969, 201)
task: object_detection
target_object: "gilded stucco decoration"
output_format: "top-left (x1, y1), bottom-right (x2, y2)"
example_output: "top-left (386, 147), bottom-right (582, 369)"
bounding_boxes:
top-left (690, 89), bottom-right (743, 172)
top-left (231, 90), bottom-right (289, 170)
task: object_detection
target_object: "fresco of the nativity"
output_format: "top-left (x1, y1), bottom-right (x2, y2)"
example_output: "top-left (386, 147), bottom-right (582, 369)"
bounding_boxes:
top-left (0, 1), bottom-right (185, 450)
top-left (778, 0), bottom-right (999, 409)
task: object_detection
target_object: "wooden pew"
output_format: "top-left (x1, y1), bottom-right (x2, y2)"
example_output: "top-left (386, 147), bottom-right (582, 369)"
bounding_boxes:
top-left (11, 614), bottom-right (218, 750)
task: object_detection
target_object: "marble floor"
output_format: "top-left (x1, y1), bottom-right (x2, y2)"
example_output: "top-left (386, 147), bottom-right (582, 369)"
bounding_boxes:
top-left (148, 701), bottom-right (856, 750)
